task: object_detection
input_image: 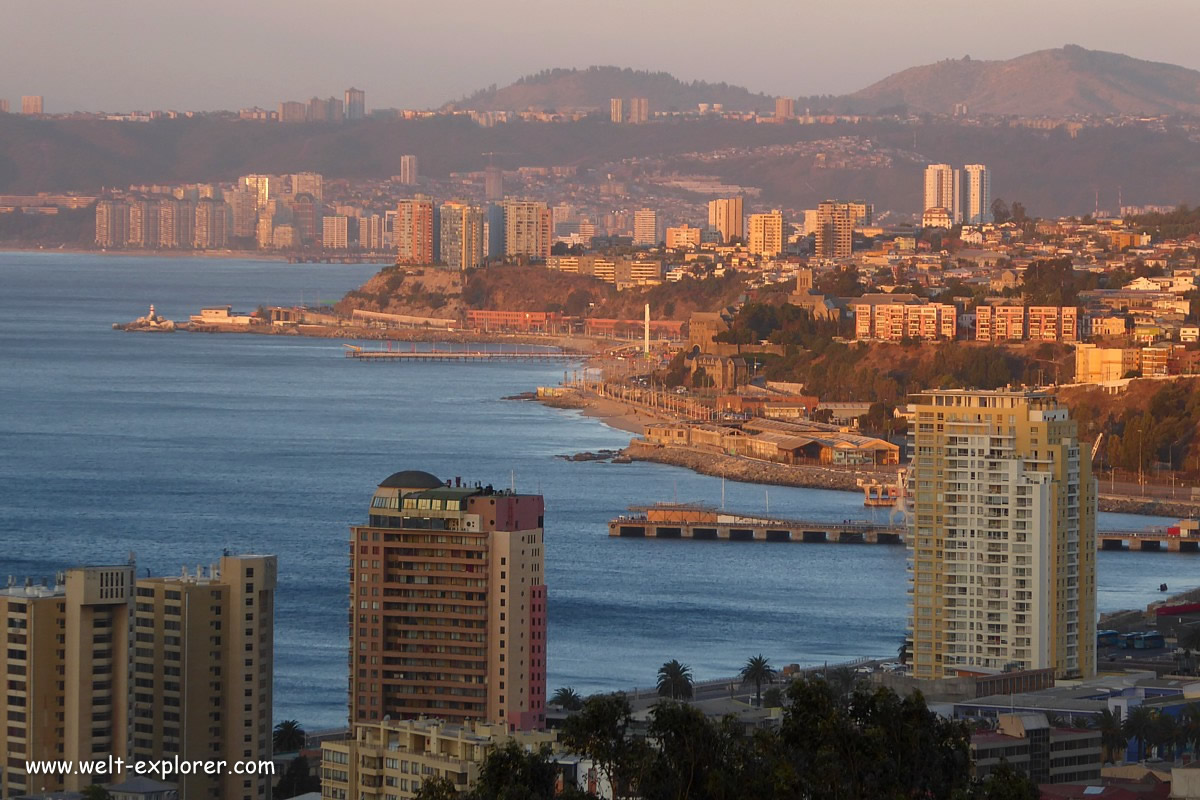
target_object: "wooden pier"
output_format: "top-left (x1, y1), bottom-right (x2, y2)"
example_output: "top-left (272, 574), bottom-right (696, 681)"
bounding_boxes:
top-left (343, 344), bottom-right (581, 362)
top-left (608, 503), bottom-right (906, 545)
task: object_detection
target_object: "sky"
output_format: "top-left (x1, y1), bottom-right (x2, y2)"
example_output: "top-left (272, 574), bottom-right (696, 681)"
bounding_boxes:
top-left (4, 0), bottom-right (1200, 113)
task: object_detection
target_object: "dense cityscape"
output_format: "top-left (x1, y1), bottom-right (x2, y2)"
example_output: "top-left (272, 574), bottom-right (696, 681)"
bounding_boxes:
top-left (10, 6), bottom-right (1200, 800)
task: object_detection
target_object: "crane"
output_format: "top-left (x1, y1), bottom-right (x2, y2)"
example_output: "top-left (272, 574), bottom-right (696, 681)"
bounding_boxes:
top-left (1090, 431), bottom-right (1105, 463)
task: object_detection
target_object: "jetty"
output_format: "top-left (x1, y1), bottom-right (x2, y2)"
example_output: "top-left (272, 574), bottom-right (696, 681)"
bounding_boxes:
top-left (608, 503), bottom-right (906, 544)
top-left (343, 344), bottom-right (581, 362)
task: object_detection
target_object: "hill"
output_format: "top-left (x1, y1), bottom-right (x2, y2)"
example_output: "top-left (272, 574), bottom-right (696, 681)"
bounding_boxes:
top-left (848, 45), bottom-right (1200, 116)
top-left (335, 265), bottom-right (746, 322)
top-left (447, 66), bottom-right (776, 112)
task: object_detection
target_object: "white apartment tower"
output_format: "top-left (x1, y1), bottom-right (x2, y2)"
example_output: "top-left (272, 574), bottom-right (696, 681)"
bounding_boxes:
top-left (399, 155), bottom-right (419, 186)
top-left (633, 208), bottom-right (658, 246)
top-left (963, 164), bottom-right (992, 225)
top-left (923, 163), bottom-right (962, 224)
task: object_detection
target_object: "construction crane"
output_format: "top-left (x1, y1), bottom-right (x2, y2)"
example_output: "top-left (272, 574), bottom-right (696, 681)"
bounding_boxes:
top-left (1090, 432), bottom-right (1105, 463)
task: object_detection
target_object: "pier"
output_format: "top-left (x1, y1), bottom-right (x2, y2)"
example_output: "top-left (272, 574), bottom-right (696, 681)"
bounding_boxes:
top-left (1098, 529), bottom-right (1200, 552)
top-left (343, 344), bottom-right (581, 362)
top-left (608, 503), bottom-right (906, 544)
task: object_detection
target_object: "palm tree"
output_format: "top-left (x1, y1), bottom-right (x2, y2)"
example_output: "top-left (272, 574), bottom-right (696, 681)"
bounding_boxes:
top-left (656, 659), bottom-right (694, 700)
top-left (273, 719), bottom-right (306, 754)
top-left (1095, 708), bottom-right (1127, 765)
top-left (1124, 705), bottom-right (1155, 762)
top-left (550, 686), bottom-right (584, 711)
top-left (1155, 711), bottom-right (1184, 761)
top-left (1182, 703), bottom-right (1200, 757)
top-left (740, 654), bottom-right (776, 708)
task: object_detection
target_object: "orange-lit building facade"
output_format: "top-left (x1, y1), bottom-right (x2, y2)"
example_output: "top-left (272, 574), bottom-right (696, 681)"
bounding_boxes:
top-left (396, 198), bottom-right (435, 264)
top-left (349, 471), bottom-right (547, 732)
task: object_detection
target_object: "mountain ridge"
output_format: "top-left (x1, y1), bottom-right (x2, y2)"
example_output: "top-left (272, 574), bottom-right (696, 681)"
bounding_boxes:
top-left (448, 47), bottom-right (1200, 117)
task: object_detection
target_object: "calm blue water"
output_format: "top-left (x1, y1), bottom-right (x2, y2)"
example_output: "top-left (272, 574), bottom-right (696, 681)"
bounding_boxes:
top-left (0, 252), bottom-right (1192, 729)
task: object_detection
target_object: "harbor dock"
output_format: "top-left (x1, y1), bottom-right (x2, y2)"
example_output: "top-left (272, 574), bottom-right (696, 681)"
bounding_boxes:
top-left (608, 503), bottom-right (906, 544)
top-left (343, 344), bottom-right (580, 362)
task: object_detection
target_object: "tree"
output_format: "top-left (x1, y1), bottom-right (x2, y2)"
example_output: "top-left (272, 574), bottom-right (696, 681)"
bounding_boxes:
top-left (273, 719), bottom-right (307, 753)
top-left (740, 655), bottom-right (776, 708)
top-left (81, 787), bottom-right (112, 800)
top-left (471, 740), bottom-right (558, 800)
top-left (1123, 705), bottom-right (1155, 761)
top-left (1095, 708), bottom-right (1127, 764)
top-left (990, 198), bottom-right (1011, 225)
top-left (273, 719), bottom-right (306, 753)
top-left (274, 755), bottom-right (321, 799)
top-left (550, 686), bottom-right (585, 711)
top-left (971, 761), bottom-right (1039, 799)
top-left (414, 775), bottom-right (462, 800)
top-left (656, 659), bottom-right (694, 700)
top-left (778, 678), bottom-right (972, 798)
top-left (561, 694), bottom-right (642, 799)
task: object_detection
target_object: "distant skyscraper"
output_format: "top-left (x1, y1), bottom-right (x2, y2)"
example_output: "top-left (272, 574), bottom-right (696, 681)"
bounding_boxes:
top-left (290, 193), bottom-right (320, 246)
top-left (439, 202), bottom-right (485, 269)
top-left (348, 470), bottom-right (546, 729)
top-left (923, 163), bottom-right (962, 224)
top-left (503, 200), bottom-right (551, 260)
top-left (815, 201), bottom-right (853, 259)
top-left (633, 208), bottom-right (658, 246)
top-left (395, 197), bottom-right (436, 264)
top-left (629, 97), bottom-right (649, 124)
top-left (157, 198), bottom-right (194, 249)
top-left (484, 165), bottom-right (504, 201)
top-left (774, 97), bottom-right (795, 121)
top-left (907, 389), bottom-right (1095, 681)
top-left (963, 164), bottom-right (992, 224)
top-left (707, 197), bottom-right (744, 243)
top-left (127, 198), bottom-right (159, 248)
top-left (748, 209), bottom-right (785, 257)
top-left (0, 99), bottom-right (9, 113)
top-left (21, 95), bottom-right (43, 114)
top-left (399, 155), bottom-right (419, 186)
top-left (323, 215), bottom-right (350, 249)
top-left (226, 188), bottom-right (258, 239)
top-left (193, 198), bottom-right (230, 249)
top-left (279, 101), bottom-right (307, 123)
top-left (291, 172), bottom-right (324, 201)
top-left (240, 174), bottom-right (274, 211)
top-left (610, 97), bottom-right (624, 124)
top-left (95, 199), bottom-right (129, 247)
top-left (359, 214), bottom-right (385, 250)
top-left (345, 87), bottom-right (366, 120)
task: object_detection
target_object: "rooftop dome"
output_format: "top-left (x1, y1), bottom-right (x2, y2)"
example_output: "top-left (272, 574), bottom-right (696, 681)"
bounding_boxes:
top-left (377, 470), bottom-right (445, 490)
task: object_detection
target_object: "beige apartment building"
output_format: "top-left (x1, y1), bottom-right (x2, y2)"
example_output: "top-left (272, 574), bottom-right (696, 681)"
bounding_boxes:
top-left (0, 555), bottom-right (276, 800)
top-left (1074, 343), bottom-right (1140, 383)
top-left (976, 304), bottom-right (1078, 342)
top-left (747, 210), bottom-right (784, 257)
top-left (814, 201), bottom-right (853, 259)
top-left (349, 471), bottom-right (546, 732)
top-left (852, 294), bottom-right (957, 341)
top-left (321, 718), bottom-right (556, 800)
top-left (132, 555), bottom-right (277, 800)
top-left (907, 389), bottom-right (1096, 682)
top-left (503, 200), bottom-right (551, 260)
top-left (664, 224), bottom-right (701, 250)
top-left (707, 197), bottom-right (743, 244)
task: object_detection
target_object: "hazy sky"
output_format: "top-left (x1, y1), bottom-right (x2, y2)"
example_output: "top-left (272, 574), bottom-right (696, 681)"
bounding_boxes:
top-left (5, 0), bottom-right (1200, 113)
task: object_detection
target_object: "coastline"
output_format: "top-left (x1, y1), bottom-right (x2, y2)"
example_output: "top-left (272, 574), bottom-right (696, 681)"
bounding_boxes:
top-left (557, 395), bottom-right (1200, 519)
top-left (0, 244), bottom-right (296, 262)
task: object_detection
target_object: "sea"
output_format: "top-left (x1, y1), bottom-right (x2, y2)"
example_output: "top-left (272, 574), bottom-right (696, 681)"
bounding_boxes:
top-left (0, 251), bottom-right (1192, 729)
